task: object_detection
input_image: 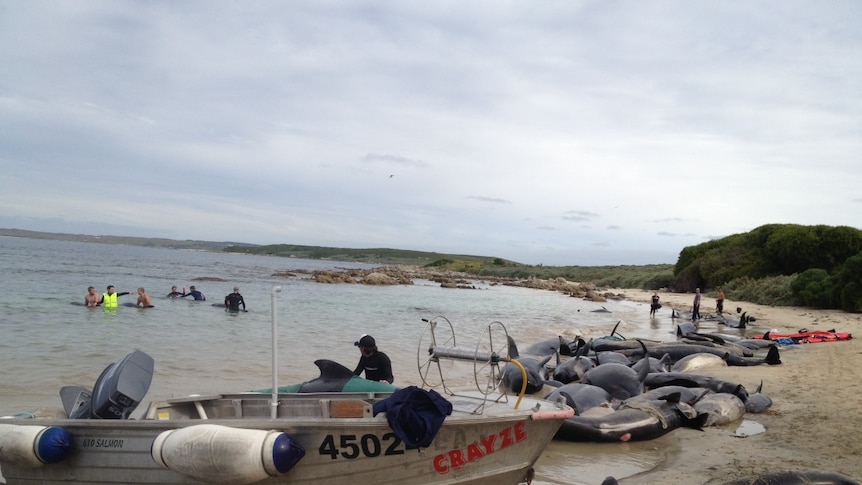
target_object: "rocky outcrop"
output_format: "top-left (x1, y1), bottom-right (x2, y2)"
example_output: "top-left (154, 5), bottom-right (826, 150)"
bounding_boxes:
top-left (362, 272), bottom-right (398, 285)
top-left (272, 265), bottom-right (613, 296)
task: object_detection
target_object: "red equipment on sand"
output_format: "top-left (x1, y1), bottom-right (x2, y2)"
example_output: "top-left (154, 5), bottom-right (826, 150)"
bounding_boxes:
top-left (754, 328), bottom-right (852, 344)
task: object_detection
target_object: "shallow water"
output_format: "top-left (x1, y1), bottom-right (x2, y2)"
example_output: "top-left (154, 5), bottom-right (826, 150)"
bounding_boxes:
top-left (0, 235), bottom-right (691, 481)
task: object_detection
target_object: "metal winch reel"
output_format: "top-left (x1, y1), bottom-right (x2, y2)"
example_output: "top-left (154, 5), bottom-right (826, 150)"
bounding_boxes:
top-left (416, 317), bottom-right (512, 397)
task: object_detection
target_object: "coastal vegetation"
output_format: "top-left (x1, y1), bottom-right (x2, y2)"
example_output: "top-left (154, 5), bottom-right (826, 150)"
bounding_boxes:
top-left (228, 225), bottom-right (862, 313)
top-left (4, 223), bottom-right (861, 312)
top-left (672, 224), bottom-right (862, 312)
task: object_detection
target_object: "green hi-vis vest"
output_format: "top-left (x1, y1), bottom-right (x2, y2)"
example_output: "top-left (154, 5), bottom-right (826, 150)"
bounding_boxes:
top-left (103, 293), bottom-right (118, 308)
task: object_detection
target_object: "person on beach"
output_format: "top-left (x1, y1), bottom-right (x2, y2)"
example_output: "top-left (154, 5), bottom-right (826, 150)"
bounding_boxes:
top-left (224, 287), bottom-right (246, 312)
top-left (84, 286), bottom-right (101, 307)
top-left (166, 286), bottom-right (183, 298)
top-left (353, 334), bottom-right (394, 384)
top-left (692, 288), bottom-right (702, 321)
top-left (100, 285), bottom-right (130, 309)
top-left (650, 292), bottom-right (661, 317)
top-left (180, 285), bottom-right (206, 301)
top-left (716, 287), bottom-right (726, 314)
top-left (136, 287), bottom-right (153, 307)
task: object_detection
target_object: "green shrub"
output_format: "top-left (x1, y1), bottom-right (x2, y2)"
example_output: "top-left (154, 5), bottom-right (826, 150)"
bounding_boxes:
top-left (726, 275), bottom-right (797, 306)
top-left (790, 269), bottom-right (835, 308)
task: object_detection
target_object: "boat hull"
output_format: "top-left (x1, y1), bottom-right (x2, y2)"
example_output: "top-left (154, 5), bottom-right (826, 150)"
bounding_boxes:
top-left (1, 392), bottom-right (569, 485)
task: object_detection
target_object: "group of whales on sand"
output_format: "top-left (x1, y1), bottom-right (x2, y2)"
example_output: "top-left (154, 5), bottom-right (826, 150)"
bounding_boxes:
top-left (498, 321), bottom-right (780, 444)
top-left (496, 320), bottom-right (858, 483)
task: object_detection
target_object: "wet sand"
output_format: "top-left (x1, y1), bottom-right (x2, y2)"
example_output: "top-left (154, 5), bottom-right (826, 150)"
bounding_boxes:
top-left (600, 289), bottom-right (862, 484)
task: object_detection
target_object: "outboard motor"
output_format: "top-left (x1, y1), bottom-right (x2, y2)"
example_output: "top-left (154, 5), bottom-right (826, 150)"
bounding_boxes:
top-left (63, 350), bottom-right (154, 419)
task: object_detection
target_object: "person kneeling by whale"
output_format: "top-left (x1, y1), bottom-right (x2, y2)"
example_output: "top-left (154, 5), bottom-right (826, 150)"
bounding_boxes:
top-left (353, 334), bottom-right (394, 384)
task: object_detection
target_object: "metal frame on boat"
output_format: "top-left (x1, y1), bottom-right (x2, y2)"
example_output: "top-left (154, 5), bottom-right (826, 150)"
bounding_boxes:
top-left (0, 287), bottom-right (573, 485)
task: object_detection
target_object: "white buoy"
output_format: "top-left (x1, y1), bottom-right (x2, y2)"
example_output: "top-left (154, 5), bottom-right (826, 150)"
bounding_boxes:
top-left (0, 424), bottom-right (73, 466)
top-left (151, 424), bottom-right (304, 484)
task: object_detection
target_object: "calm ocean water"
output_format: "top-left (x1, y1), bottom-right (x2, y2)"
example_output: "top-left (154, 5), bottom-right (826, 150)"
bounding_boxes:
top-left (0, 235), bottom-right (678, 484)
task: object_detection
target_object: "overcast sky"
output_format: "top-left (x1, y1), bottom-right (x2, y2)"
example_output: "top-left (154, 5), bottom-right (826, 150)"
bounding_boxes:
top-left (1, 1), bottom-right (860, 266)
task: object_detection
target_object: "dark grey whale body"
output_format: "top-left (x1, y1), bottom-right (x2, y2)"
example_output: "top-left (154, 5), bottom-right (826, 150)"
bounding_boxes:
top-left (716, 470), bottom-right (860, 485)
top-left (554, 395), bottom-right (708, 442)
top-left (502, 336), bottom-right (552, 394)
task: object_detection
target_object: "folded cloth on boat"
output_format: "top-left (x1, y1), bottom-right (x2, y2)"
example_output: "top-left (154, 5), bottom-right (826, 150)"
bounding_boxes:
top-left (372, 386), bottom-right (452, 448)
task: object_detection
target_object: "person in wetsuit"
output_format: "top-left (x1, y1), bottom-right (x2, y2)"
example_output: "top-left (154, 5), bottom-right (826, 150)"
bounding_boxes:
top-left (224, 287), bottom-right (246, 311)
top-left (353, 334), bottom-right (394, 384)
top-left (180, 285), bottom-right (206, 301)
top-left (166, 286), bottom-right (183, 298)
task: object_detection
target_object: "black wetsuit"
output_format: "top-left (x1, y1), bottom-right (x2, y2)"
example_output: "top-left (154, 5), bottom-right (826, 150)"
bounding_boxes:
top-left (166, 291), bottom-right (183, 298)
top-left (353, 351), bottom-right (394, 383)
top-left (181, 290), bottom-right (206, 301)
top-left (224, 292), bottom-right (246, 311)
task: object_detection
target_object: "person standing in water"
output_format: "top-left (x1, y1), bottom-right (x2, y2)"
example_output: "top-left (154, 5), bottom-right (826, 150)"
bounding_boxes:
top-left (692, 288), bottom-right (702, 321)
top-left (166, 286), bottom-right (183, 298)
top-left (136, 287), bottom-right (154, 307)
top-left (650, 291), bottom-right (661, 317)
top-left (84, 286), bottom-right (101, 307)
top-left (99, 285), bottom-right (131, 309)
top-left (224, 287), bottom-right (246, 312)
top-left (180, 285), bottom-right (206, 301)
top-left (716, 287), bottom-right (726, 314)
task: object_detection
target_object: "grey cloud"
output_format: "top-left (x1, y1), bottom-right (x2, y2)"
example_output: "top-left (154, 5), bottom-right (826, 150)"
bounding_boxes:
top-left (361, 153), bottom-right (430, 168)
top-left (563, 210), bottom-right (600, 222)
top-left (468, 196), bottom-right (511, 204)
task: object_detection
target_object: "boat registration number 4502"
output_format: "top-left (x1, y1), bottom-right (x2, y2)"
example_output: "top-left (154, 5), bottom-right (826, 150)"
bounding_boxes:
top-left (319, 432), bottom-right (414, 459)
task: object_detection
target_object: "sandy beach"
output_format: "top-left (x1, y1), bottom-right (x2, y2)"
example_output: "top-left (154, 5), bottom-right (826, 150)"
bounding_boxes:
top-left (608, 289), bottom-right (862, 484)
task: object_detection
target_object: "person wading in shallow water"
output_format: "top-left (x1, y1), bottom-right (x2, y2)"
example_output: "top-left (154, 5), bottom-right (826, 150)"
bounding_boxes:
top-left (353, 334), bottom-right (394, 384)
top-left (224, 287), bottom-right (246, 312)
top-left (650, 291), bottom-right (661, 317)
top-left (180, 285), bottom-right (206, 301)
top-left (136, 287), bottom-right (153, 307)
top-left (716, 287), bottom-right (726, 314)
top-left (84, 286), bottom-right (101, 307)
top-left (100, 285), bottom-right (130, 309)
top-left (692, 288), bottom-right (702, 321)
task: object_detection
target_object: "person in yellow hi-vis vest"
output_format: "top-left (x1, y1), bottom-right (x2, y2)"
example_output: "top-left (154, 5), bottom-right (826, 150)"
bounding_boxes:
top-left (99, 285), bottom-right (131, 308)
